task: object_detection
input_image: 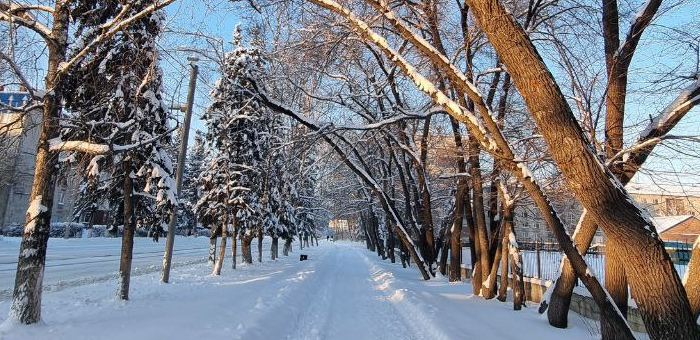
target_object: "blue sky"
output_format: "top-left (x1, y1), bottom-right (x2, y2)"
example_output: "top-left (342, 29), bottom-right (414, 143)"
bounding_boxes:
top-left (158, 0), bottom-right (699, 188)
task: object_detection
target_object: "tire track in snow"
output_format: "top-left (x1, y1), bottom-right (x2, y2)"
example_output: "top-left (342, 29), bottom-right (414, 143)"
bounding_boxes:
top-left (288, 244), bottom-right (418, 340)
top-left (230, 248), bottom-right (327, 340)
top-left (358, 248), bottom-right (450, 340)
top-left (285, 249), bottom-right (338, 340)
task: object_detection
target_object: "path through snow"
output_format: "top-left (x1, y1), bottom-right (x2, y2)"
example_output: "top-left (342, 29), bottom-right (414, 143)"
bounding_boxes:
top-left (0, 241), bottom-right (607, 339)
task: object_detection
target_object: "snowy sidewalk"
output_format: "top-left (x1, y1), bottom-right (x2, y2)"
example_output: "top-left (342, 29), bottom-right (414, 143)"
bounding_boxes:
top-left (0, 241), bottom-right (605, 339)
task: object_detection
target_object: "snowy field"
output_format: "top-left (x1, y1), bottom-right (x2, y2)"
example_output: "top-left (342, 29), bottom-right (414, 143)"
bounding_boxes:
top-left (0, 236), bottom-right (213, 299)
top-left (0, 239), bottom-right (613, 340)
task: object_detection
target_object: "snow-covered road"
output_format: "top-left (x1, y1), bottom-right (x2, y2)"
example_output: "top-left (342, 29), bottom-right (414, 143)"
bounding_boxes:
top-left (0, 240), bottom-right (606, 340)
top-left (0, 236), bottom-right (213, 299)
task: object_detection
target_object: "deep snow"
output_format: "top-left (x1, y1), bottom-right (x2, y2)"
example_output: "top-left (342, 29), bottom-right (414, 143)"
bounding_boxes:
top-left (0, 240), bottom-right (608, 339)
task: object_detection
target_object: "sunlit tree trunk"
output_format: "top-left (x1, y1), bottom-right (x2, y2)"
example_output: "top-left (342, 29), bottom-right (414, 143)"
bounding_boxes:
top-left (685, 236), bottom-right (700, 321)
top-left (466, 1), bottom-right (699, 337)
top-left (9, 2), bottom-right (69, 323)
top-left (213, 225), bottom-right (227, 276)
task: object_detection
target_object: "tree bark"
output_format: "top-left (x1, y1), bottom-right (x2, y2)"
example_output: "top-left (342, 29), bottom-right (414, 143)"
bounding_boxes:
top-left (546, 211), bottom-right (598, 326)
top-left (283, 238), bottom-right (292, 256)
top-left (231, 217), bottom-right (238, 269)
top-left (602, 237), bottom-right (629, 340)
top-left (468, 136), bottom-right (490, 295)
top-left (466, 1), bottom-right (699, 337)
top-left (242, 230), bottom-right (254, 264)
top-left (257, 227), bottom-right (263, 263)
top-left (483, 221), bottom-right (504, 299)
top-left (271, 235), bottom-right (279, 260)
top-left (118, 159), bottom-right (135, 300)
top-left (387, 222), bottom-right (396, 263)
top-left (9, 2), bottom-right (69, 324)
top-left (685, 237), bottom-right (700, 321)
top-left (438, 228), bottom-right (449, 276)
top-left (212, 226), bottom-right (227, 276)
top-left (449, 117), bottom-right (467, 283)
top-left (497, 224), bottom-right (509, 302)
top-left (507, 219), bottom-right (525, 311)
top-left (208, 224), bottom-right (219, 266)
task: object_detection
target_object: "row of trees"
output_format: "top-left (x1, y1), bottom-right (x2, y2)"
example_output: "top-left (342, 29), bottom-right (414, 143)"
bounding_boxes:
top-left (235, 0), bottom-right (700, 339)
top-left (0, 0), bottom-right (321, 325)
top-left (3, 0), bottom-right (700, 338)
top-left (1, 0), bottom-right (179, 322)
top-left (194, 27), bottom-right (320, 274)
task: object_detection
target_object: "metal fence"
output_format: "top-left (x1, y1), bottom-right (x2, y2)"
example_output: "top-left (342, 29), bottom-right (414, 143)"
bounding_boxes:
top-left (462, 239), bottom-right (692, 284)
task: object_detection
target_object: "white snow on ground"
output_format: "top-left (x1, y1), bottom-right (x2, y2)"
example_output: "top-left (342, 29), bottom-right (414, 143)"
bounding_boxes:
top-left (0, 236), bottom-right (213, 299)
top-left (0, 240), bottom-right (605, 339)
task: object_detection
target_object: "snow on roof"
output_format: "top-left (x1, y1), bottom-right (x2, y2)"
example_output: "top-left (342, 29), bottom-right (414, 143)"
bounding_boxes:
top-left (626, 183), bottom-right (700, 198)
top-left (651, 215), bottom-right (695, 233)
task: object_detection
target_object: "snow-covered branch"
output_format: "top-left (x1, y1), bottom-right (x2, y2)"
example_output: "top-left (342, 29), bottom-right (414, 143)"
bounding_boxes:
top-left (48, 127), bottom-right (175, 154)
top-left (57, 0), bottom-right (176, 76)
top-left (614, 0), bottom-right (661, 63)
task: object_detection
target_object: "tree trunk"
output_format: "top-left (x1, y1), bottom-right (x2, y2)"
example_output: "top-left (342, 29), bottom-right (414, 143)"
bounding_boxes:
top-left (363, 220), bottom-right (373, 250)
top-left (602, 237), bottom-right (629, 339)
top-left (271, 236), bottom-right (278, 260)
top-left (231, 215), bottom-right (237, 269)
top-left (118, 159), bottom-right (135, 300)
top-left (208, 225), bottom-right (219, 266)
top-left (285, 238), bottom-right (293, 256)
top-left (466, 1), bottom-right (699, 337)
top-left (546, 211), bottom-right (597, 326)
top-left (483, 221), bottom-right (504, 300)
top-left (508, 223), bottom-right (525, 311)
top-left (242, 231), bottom-right (254, 264)
top-left (467, 136), bottom-right (490, 295)
top-left (438, 228), bottom-right (449, 276)
top-left (449, 117), bottom-right (467, 283)
top-left (464, 182), bottom-right (480, 293)
top-left (212, 226), bottom-right (227, 276)
top-left (257, 228), bottom-right (263, 263)
top-left (399, 241), bottom-right (407, 268)
top-left (9, 2), bottom-right (69, 324)
top-left (685, 236), bottom-right (700, 321)
top-left (497, 225), bottom-right (509, 302)
top-left (387, 222), bottom-right (396, 263)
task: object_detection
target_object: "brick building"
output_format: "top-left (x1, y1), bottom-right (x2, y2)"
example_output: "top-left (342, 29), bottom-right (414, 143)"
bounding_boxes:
top-left (651, 215), bottom-right (700, 243)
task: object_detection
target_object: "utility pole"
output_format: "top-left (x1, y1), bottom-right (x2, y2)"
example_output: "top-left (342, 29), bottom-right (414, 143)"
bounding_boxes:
top-left (161, 56), bottom-right (198, 283)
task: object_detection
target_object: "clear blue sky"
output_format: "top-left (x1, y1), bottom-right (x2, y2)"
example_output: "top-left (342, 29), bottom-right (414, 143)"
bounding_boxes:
top-left (161, 0), bottom-right (699, 187)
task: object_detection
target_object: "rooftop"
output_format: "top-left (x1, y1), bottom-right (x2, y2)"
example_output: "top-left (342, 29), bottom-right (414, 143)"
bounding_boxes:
top-left (651, 215), bottom-right (696, 233)
top-left (626, 183), bottom-right (700, 198)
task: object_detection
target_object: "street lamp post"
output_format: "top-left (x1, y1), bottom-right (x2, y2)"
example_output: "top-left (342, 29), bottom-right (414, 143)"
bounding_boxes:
top-left (161, 56), bottom-right (199, 283)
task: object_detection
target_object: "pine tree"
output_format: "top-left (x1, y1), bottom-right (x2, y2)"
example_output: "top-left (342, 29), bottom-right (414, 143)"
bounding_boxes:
top-left (60, 0), bottom-right (174, 300)
top-left (179, 131), bottom-right (206, 236)
top-left (198, 25), bottom-right (269, 271)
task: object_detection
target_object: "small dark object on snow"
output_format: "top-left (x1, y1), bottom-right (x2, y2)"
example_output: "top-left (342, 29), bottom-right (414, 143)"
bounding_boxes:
top-left (300, 254), bottom-right (308, 261)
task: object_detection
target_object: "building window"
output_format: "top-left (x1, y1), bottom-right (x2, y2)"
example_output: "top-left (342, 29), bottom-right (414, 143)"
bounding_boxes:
top-left (665, 198), bottom-right (685, 215)
top-left (58, 191), bottom-right (65, 205)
